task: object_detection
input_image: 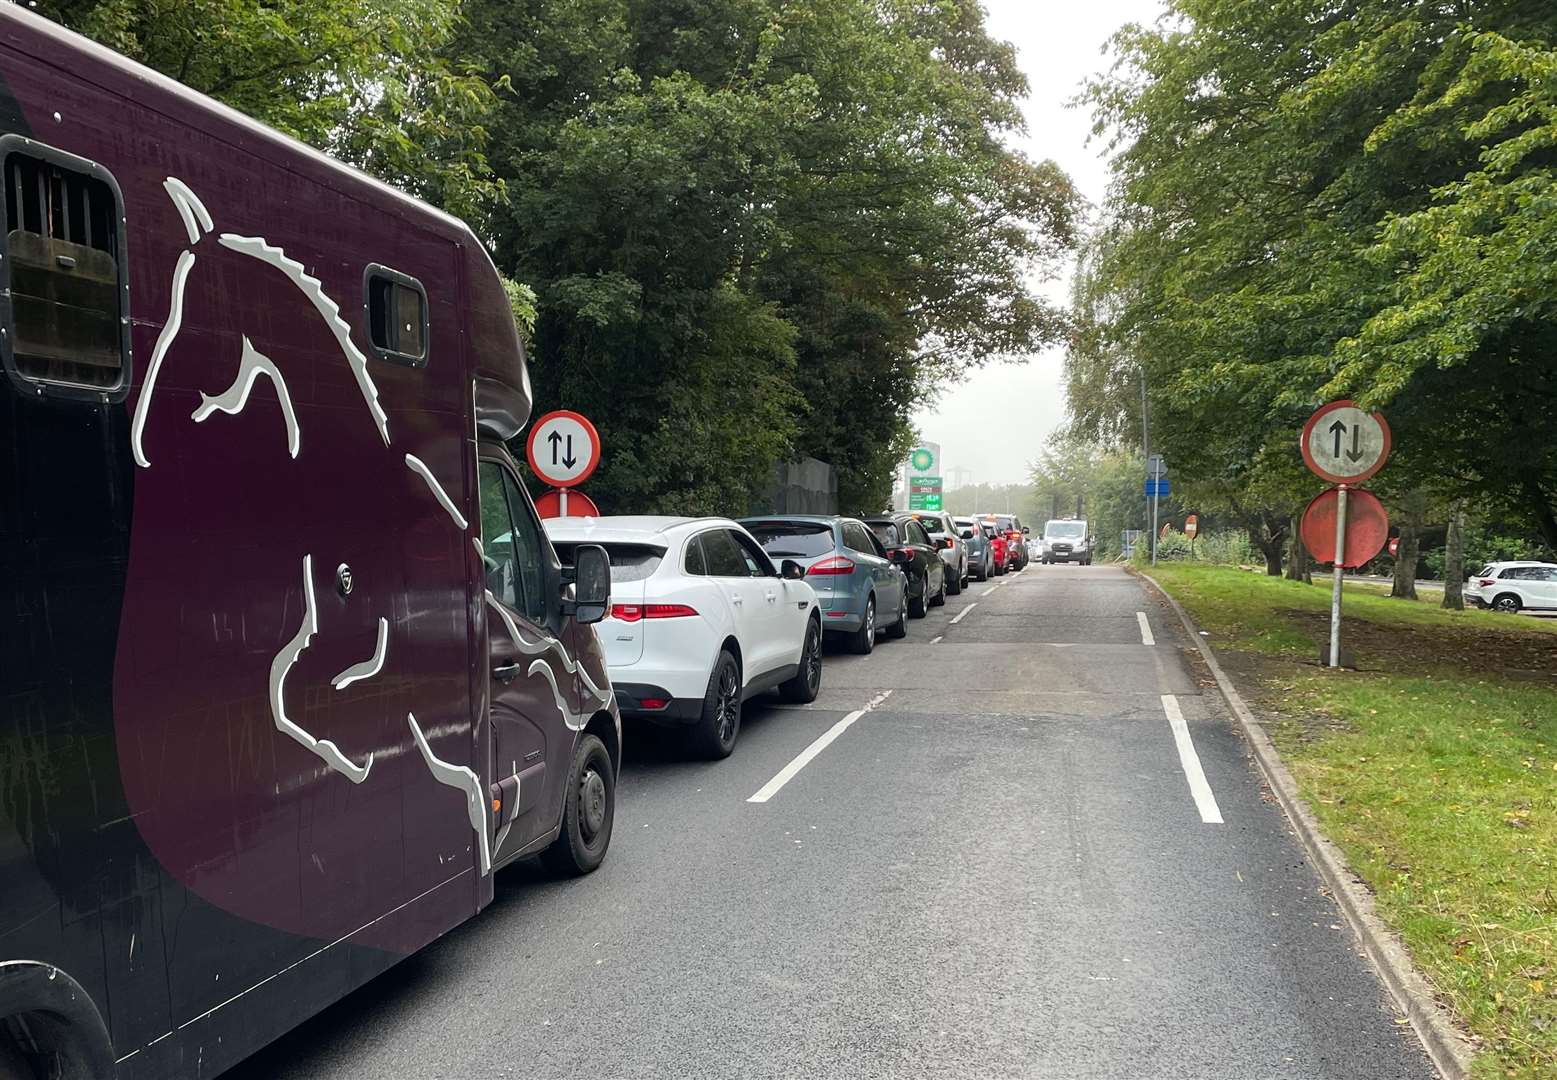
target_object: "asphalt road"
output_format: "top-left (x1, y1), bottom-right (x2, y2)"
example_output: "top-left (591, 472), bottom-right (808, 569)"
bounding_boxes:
top-left (228, 565), bottom-right (1435, 1080)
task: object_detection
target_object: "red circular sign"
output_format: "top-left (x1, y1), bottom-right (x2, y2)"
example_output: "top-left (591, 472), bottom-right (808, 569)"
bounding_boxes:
top-left (535, 487), bottom-right (601, 520)
top-left (526, 410), bottom-right (602, 488)
top-left (1184, 514), bottom-right (1199, 539)
top-left (1388, 536), bottom-right (1400, 557)
top-left (1300, 487), bottom-right (1389, 568)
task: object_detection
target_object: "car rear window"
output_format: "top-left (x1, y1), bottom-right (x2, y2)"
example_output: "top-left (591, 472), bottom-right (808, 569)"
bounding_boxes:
top-left (552, 542), bottom-right (664, 582)
top-left (914, 515), bottom-right (945, 534)
top-left (866, 520), bottom-right (900, 546)
top-left (746, 523), bottom-right (835, 559)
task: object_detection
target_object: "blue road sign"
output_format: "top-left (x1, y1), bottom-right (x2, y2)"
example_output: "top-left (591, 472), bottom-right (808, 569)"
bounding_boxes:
top-left (1144, 478), bottom-right (1172, 497)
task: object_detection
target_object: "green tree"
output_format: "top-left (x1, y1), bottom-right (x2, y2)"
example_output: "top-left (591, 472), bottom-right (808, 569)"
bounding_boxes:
top-left (458, 0), bottom-right (1079, 513)
top-left (1072, 2), bottom-right (1557, 560)
top-left (35, 0), bottom-right (504, 221)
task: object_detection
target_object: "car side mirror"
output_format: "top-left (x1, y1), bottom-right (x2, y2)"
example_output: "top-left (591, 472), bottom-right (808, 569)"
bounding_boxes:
top-left (1022, 526), bottom-right (1030, 535)
top-left (888, 548), bottom-right (911, 566)
top-left (780, 559), bottom-right (805, 581)
top-left (959, 529), bottom-right (974, 540)
top-left (565, 544), bottom-right (611, 625)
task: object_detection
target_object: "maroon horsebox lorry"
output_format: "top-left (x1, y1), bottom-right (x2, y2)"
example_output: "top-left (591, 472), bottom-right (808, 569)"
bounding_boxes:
top-left (0, 8), bottom-right (621, 1078)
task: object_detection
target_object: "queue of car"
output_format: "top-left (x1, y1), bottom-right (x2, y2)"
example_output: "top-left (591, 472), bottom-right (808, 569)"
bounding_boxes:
top-left (540, 508), bottom-right (1042, 761)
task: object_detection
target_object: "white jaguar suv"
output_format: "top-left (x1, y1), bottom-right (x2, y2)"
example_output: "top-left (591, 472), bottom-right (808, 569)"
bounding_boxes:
top-left (545, 516), bottom-right (822, 758)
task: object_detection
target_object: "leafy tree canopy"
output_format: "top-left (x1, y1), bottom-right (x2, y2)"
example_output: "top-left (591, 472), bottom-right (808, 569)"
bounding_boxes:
top-left (1072, 1), bottom-right (1557, 549)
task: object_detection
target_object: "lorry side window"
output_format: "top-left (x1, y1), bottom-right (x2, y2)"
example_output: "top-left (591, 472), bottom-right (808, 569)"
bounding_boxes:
top-left (365, 264), bottom-right (428, 367)
top-left (479, 460), bottom-right (547, 624)
top-left (2, 145), bottom-right (127, 393)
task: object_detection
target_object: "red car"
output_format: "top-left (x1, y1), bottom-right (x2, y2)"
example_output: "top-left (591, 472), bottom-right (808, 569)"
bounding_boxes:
top-left (981, 514), bottom-right (1028, 571)
top-left (980, 520), bottom-right (1008, 576)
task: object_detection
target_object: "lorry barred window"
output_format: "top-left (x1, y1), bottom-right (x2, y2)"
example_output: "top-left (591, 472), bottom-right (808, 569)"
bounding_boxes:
top-left (365, 264), bottom-right (428, 367)
top-left (2, 145), bottom-right (127, 394)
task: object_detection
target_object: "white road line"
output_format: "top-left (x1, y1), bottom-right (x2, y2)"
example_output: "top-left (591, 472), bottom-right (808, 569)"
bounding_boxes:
top-left (747, 690), bottom-right (893, 804)
top-left (1136, 611), bottom-right (1155, 646)
top-left (929, 635), bottom-right (943, 645)
top-left (1161, 694), bottom-right (1223, 824)
top-left (980, 586), bottom-right (999, 597)
top-left (950, 602), bottom-right (977, 626)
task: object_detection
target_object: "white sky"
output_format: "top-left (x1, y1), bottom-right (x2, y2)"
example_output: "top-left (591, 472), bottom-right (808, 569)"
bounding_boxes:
top-left (911, 0), bottom-right (1167, 488)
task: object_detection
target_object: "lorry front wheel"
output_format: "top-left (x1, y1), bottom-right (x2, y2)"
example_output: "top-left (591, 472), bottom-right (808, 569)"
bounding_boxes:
top-left (541, 734), bottom-right (615, 876)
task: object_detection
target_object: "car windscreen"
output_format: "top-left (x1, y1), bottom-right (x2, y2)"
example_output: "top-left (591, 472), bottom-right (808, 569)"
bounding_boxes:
top-left (866, 520), bottom-right (900, 546)
top-left (1046, 521), bottom-right (1086, 539)
top-left (746, 523), bottom-right (835, 559)
top-left (551, 541), bottom-right (665, 582)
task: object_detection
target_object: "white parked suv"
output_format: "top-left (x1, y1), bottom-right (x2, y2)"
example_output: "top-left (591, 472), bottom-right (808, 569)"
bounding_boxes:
top-left (911, 510), bottom-right (968, 594)
top-left (1465, 562), bottom-right (1557, 614)
top-left (545, 517), bottom-right (822, 758)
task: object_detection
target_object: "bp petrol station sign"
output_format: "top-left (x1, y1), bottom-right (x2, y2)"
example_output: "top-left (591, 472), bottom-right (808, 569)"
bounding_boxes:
top-left (907, 444), bottom-right (942, 511)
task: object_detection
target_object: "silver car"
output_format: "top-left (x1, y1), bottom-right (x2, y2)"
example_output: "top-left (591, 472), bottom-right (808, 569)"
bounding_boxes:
top-left (953, 515), bottom-right (994, 582)
top-left (911, 511), bottom-right (968, 594)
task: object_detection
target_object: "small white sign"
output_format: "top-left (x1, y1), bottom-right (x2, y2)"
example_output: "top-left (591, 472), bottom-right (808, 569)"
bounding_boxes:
top-left (527, 411), bottom-right (600, 488)
top-left (1302, 402), bottom-right (1390, 484)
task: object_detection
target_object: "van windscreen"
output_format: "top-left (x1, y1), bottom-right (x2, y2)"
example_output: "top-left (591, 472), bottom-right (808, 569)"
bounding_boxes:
top-left (1046, 521), bottom-right (1086, 539)
top-left (747, 523), bottom-right (835, 559)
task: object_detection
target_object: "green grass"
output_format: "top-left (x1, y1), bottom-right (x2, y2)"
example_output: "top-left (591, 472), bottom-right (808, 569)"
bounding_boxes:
top-left (1143, 565), bottom-right (1557, 1078)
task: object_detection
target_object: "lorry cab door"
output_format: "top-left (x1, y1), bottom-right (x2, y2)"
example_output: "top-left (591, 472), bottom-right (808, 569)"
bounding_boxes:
top-left (478, 455), bottom-right (561, 861)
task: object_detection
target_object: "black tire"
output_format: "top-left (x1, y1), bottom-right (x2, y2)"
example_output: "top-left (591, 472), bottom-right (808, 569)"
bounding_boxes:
top-left (846, 597), bottom-right (876, 655)
top-left (972, 559), bottom-right (987, 582)
top-left (540, 734), bottom-right (615, 876)
top-left (1493, 592), bottom-right (1522, 614)
top-left (781, 618), bottom-right (823, 702)
top-left (885, 586), bottom-right (908, 639)
top-left (946, 569), bottom-right (962, 596)
top-left (908, 572), bottom-right (928, 618)
top-left (992, 561), bottom-right (1005, 577)
top-left (929, 572), bottom-right (947, 607)
top-left (689, 650), bottom-right (742, 759)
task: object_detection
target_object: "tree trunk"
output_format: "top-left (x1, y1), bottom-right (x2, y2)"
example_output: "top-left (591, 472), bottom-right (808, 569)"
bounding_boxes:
top-left (1390, 489), bottom-right (1426, 600)
top-left (1442, 503), bottom-right (1465, 610)
top-left (1285, 512), bottom-right (1311, 583)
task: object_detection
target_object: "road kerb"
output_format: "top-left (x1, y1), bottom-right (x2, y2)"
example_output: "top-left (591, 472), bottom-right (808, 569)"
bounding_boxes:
top-left (1135, 569), bottom-right (1476, 1080)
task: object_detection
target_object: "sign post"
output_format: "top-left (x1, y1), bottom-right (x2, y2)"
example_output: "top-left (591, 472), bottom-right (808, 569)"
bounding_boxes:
top-left (527, 410), bottom-right (602, 519)
top-left (1144, 455), bottom-right (1169, 565)
top-left (1299, 401), bottom-right (1391, 668)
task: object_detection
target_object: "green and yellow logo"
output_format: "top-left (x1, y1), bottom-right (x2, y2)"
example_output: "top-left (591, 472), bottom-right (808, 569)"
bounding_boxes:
top-left (910, 447), bottom-right (935, 472)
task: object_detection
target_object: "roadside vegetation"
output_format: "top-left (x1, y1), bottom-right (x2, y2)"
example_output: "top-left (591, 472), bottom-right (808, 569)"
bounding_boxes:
top-left (1145, 559), bottom-right (1557, 1079)
top-left (33, 0), bottom-right (1079, 517)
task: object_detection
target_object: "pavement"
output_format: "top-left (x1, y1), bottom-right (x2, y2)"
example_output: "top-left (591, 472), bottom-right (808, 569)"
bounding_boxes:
top-left (226, 565), bottom-right (1436, 1080)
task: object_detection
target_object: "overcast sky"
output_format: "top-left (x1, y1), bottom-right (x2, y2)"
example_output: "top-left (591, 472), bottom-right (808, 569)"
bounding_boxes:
top-left (910, 0), bottom-right (1166, 488)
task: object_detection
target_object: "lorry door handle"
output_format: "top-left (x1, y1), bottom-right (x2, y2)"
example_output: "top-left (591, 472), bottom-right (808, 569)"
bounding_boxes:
top-left (493, 661), bottom-right (522, 683)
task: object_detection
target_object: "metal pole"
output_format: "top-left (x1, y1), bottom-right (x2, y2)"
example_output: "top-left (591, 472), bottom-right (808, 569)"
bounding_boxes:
top-left (560, 489), bottom-right (570, 518)
top-left (1329, 484), bottom-right (1348, 669)
top-left (1151, 480), bottom-right (1159, 567)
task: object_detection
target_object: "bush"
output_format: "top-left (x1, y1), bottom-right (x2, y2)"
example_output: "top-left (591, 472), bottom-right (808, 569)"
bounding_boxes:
top-left (1132, 530), bottom-right (1254, 566)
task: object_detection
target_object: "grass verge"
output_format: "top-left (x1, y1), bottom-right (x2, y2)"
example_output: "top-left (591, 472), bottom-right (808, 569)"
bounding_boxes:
top-left (1144, 564), bottom-right (1557, 1079)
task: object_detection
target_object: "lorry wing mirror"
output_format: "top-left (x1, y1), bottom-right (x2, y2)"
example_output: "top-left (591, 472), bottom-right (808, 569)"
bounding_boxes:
top-left (567, 544), bottom-right (611, 625)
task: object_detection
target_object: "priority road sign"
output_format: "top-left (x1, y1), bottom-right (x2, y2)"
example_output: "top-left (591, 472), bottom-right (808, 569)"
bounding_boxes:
top-left (1301, 400), bottom-right (1391, 485)
top-left (527, 410), bottom-right (601, 488)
